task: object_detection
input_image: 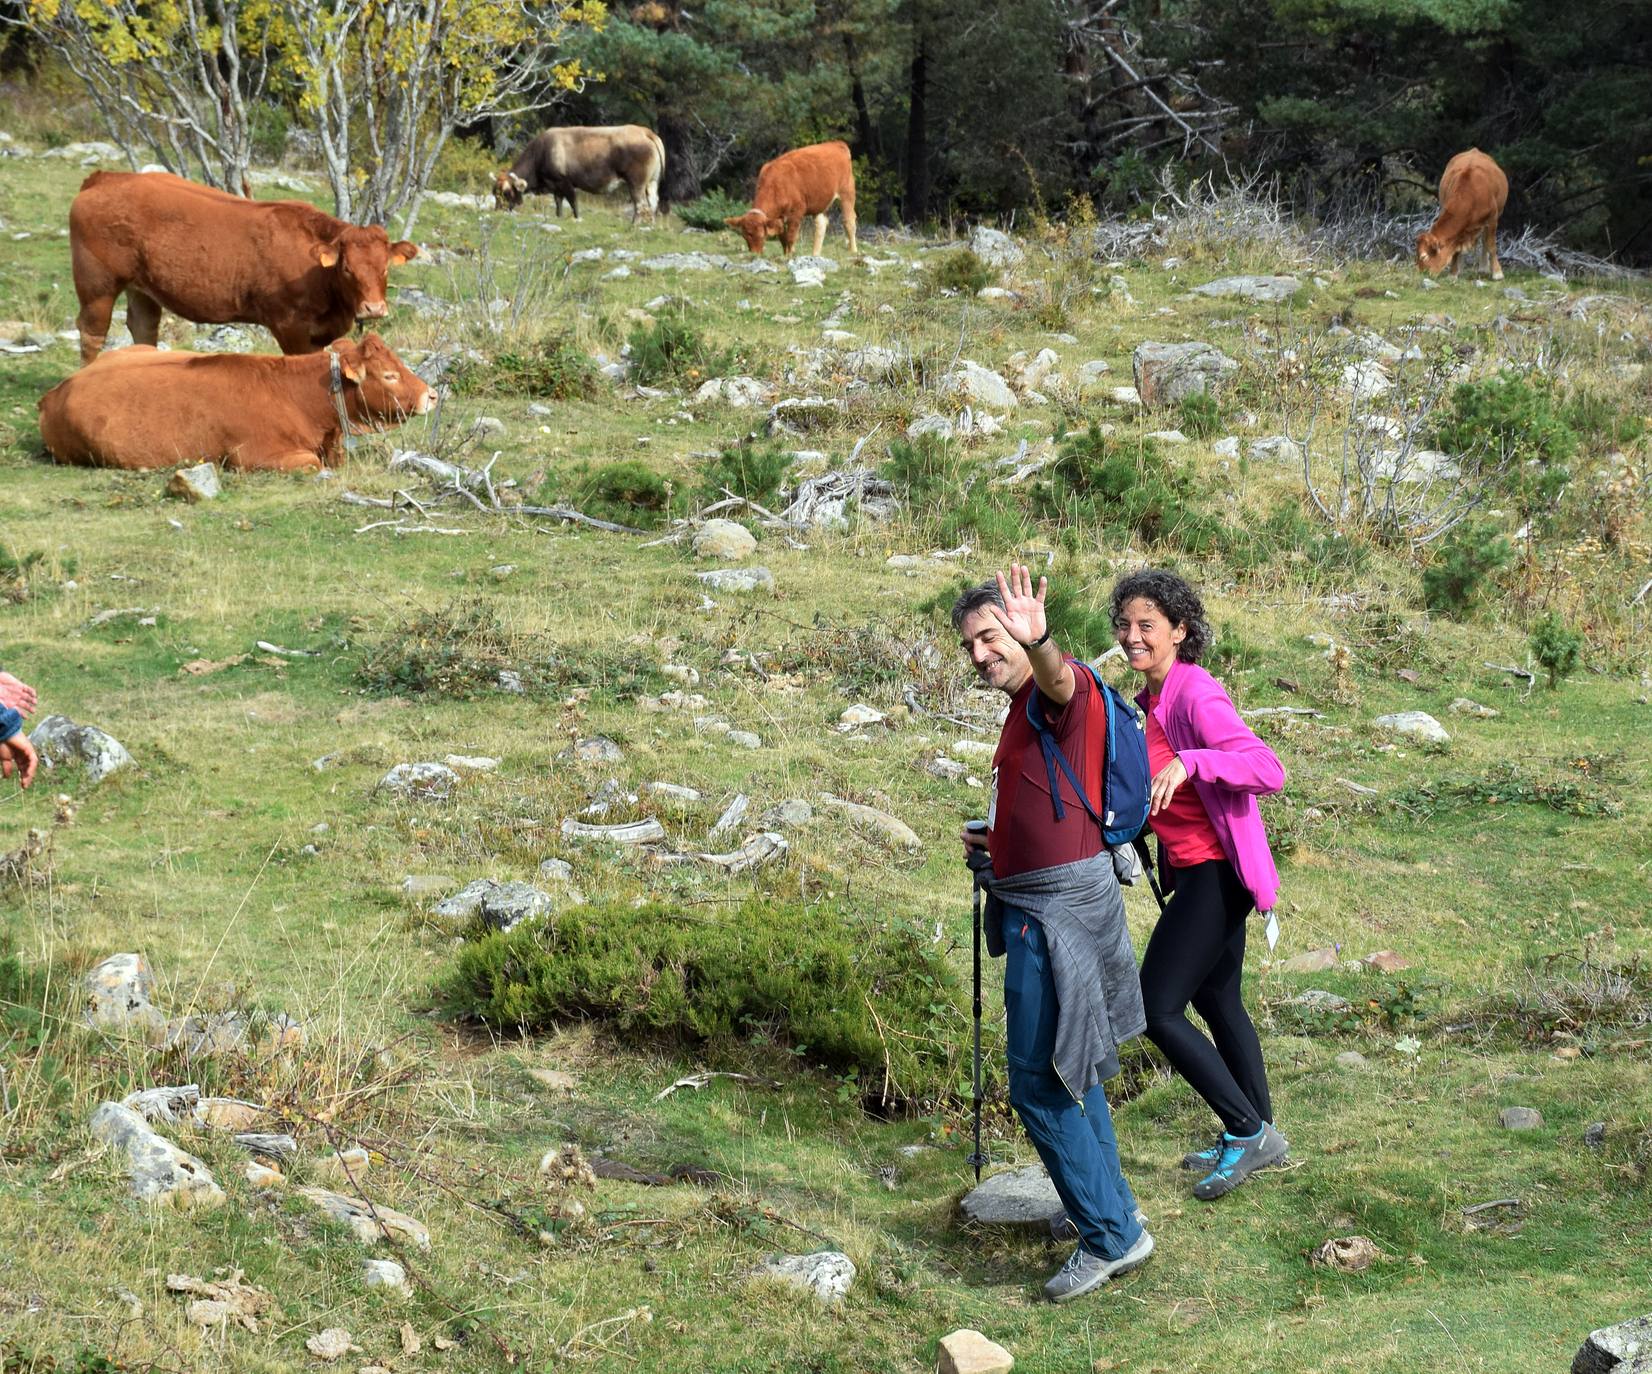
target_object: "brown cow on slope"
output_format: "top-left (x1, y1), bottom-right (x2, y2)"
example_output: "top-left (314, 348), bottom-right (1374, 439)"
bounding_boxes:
top-left (492, 125), bottom-right (666, 223)
top-left (725, 140), bottom-right (858, 258)
top-left (1416, 149), bottom-right (1509, 281)
top-left (69, 171), bottom-right (418, 365)
top-left (38, 334), bottom-right (433, 472)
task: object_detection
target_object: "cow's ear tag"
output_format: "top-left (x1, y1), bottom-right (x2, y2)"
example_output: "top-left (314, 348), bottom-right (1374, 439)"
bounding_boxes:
top-left (340, 360), bottom-right (364, 383)
top-left (316, 245), bottom-right (340, 268)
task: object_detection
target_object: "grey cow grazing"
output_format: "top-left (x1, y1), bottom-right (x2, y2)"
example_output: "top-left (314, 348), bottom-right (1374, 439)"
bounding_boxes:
top-left (493, 125), bottom-right (665, 223)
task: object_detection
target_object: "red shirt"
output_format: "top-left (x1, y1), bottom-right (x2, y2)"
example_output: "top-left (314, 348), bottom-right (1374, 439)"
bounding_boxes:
top-left (1144, 692), bottom-right (1227, 868)
top-left (989, 662), bottom-right (1106, 879)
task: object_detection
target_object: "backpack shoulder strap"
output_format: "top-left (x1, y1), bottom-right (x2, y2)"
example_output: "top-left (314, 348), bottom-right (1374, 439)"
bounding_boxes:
top-left (1025, 663), bottom-right (1109, 828)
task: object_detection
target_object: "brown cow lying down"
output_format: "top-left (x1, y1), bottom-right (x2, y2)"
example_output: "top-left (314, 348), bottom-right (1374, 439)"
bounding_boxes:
top-left (493, 125), bottom-right (666, 222)
top-left (1416, 148), bottom-right (1509, 281)
top-left (70, 171), bottom-right (417, 365)
top-left (725, 140), bottom-right (858, 258)
top-left (38, 334), bottom-right (433, 472)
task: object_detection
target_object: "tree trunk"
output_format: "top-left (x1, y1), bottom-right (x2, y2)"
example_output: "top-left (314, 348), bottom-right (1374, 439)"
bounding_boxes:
top-left (902, 28), bottom-right (929, 223)
top-left (658, 112), bottom-right (699, 210)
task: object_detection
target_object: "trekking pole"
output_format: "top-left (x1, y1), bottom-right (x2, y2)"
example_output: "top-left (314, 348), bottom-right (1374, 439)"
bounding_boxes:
top-left (1133, 836), bottom-right (1167, 915)
top-left (968, 866), bottom-right (987, 1184)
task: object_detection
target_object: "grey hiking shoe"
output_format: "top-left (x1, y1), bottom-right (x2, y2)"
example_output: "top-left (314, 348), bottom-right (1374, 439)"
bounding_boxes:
top-left (1043, 1228), bottom-right (1155, 1304)
top-left (1192, 1122), bottom-right (1289, 1201)
top-left (1049, 1206), bottom-right (1149, 1242)
top-left (1182, 1122), bottom-right (1288, 1171)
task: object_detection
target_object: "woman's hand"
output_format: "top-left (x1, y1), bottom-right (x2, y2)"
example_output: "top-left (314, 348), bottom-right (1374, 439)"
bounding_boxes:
top-left (1149, 755), bottom-right (1188, 816)
top-left (989, 563), bottom-right (1048, 648)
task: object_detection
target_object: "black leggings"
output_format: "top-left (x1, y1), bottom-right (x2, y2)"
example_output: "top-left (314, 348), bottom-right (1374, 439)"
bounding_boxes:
top-left (1139, 858), bottom-right (1272, 1138)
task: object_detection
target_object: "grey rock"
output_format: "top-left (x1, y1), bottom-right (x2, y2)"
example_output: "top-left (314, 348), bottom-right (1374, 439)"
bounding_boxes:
top-left (761, 799), bottom-right (814, 828)
top-left (162, 1010), bottom-right (248, 1058)
top-left (767, 395), bottom-right (846, 434)
top-left (755, 1250), bottom-right (856, 1305)
top-left (1286, 989), bottom-right (1352, 1013)
top-left (695, 567), bottom-right (775, 594)
top-left (640, 781), bottom-right (703, 804)
top-left (1373, 711), bottom-right (1449, 744)
top-left (969, 226), bottom-right (1023, 268)
top-left (693, 519), bottom-right (758, 561)
top-left (842, 345), bottom-right (904, 380)
top-left (29, 714), bottom-right (133, 785)
top-left (377, 762), bottom-right (460, 800)
top-left (1573, 1313), bottom-right (1652, 1374)
top-left (477, 881), bottom-right (554, 932)
top-left (497, 669), bottom-right (525, 694)
top-left (1190, 275), bottom-right (1301, 303)
top-left (1132, 341), bottom-right (1239, 406)
top-left (818, 795), bottom-right (920, 850)
top-left (1076, 359), bottom-right (1112, 388)
top-left (472, 416), bottom-right (506, 439)
top-left (192, 324), bottom-right (255, 353)
top-left (1340, 360), bottom-right (1392, 399)
top-left (234, 1132), bottom-right (298, 1160)
top-left (121, 1084), bottom-right (199, 1122)
top-left (938, 361), bottom-right (1018, 411)
top-left (693, 376), bottom-right (774, 409)
top-left (1584, 1122), bottom-right (1607, 1149)
top-left (1448, 697), bottom-right (1500, 719)
top-left (641, 252), bottom-right (730, 272)
top-left (89, 1102), bottom-right (225, 1210)
top-left (906, 413), bottom-right (955, 440)
top-left (84, 953), bottom-right (165, 1033)
top-left (788, 254), bottom-right (840, 276)
top-left (959, 1164), bottom-right (1062, 1227)
top-left (298, 1186), bottom-right (430, 1249)
top-left (938, 1328), bottom-right (1016, 1374)
top-left (1499, 1106), bottom-right (1544, 1130)
top-left (1335, 1051), bottom-right (1369, 1070)
top-left (361, 1258), bottom-right (409, 1294)
top-left (1249, 435), bottom-right (1303, 465)
top-left (166, 463), bottom-right (220, 502)
top-left (560, 817), bottom-right (667, 845)
top-left (567, 736), bottom-right (623, 765)
top-left (727, 729), bottom-right (763, 750)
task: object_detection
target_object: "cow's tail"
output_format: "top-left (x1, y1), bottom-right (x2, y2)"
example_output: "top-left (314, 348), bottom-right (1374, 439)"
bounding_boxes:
top-left (648, 131), bottom-right (667, 219)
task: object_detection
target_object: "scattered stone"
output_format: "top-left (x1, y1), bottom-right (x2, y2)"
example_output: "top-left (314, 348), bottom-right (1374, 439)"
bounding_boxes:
top-left (842, 345), bottom-right (904, 380)
top-left (434, 878), bottom-right (554, 931)
top-left (361, 1258), bottom-right (409, 1295)
top-left (906, 413), bottom-right (955, 440)
top-left (1309, 1236), bottom-right (1382, 1272)
top-left (817, 795), bottom-right (921, 850)
top-left (939, 1329), bottom-right (1015, 1374)
top-left (681, 831), bottom-right (788, 873)
top-left (166, 463), bottom-right (220, 502)
top-left (377, 762), bottom-right (460, 800)
top-left (193, 1097), bottom-right (262, 1131)
top-left (951, 739), bottom-right (994, 759)
top-left (1285, 989), bottom-right (1351, 1013)
top-left (90, 1102), bottom-right (225, 1210)
top-left (1335, 1051), bottom-right (1369, 1070)
top-left (1190, 275), bottom-right (1300, 303)
top-left (1276, 946), bottom-right (1338, 973)
top-left (693, 376), bottom-right (774, 409)
top-left (1584, 1122), bottom-right (1607, 1149)
top-left (761, 799), bottom-right (813, 828)
top-left (920, 754), bottom-right (967, 781)
top-left (306, 1328), bottom-right (356, 1362)
top-left (1573, 1313), bottom-right (1652, 1374)
top-left (245, 1161), bottom-right (284, 1187)
top-left (969, 226), bottom-right (1023, 268)
top-left (1212, 436), bottom-right (1240, 458)
top-left (567, 736), bottom-right (624, 765)
top-left (298, 1187), bottom-right (430, 1249)
top-left (166, 1271), bottom-right (267, 1332)
top-left (839, 704), bottom-right (886, 729)
top-left (311, 1147), bottom-right (372, 1186)
top-left (122, 1084), bottom-right (199, 1122)
top-left (1499, 1107), bottom-right (1544, 1131)
top-left (1132, 341), bottom-right (1239, 406)
top-left (163, 1010), bottom-right (249, 1059)
top-left (1249, 435), bottom-right (1303, 465)
top-left (959, 1165), bottom-right (1061, 1228)
top-left (560, 817), bottom-right (667, 845)
top-left (1373, 711), bottom-right (1449, 744)
top-left (727, 729), bottom-right (762, 750)
top-left (755, 1251), bottom-right (856, 1305)
top-left (1363, 950), bottom-right (1411, 973)
top-left (1147, 428), bottom-right (1188, 444)
top-left (938, 361), bottom-right (1018, 411)
top-left (29, 715), bottom-right (133, 785)
top-left (1076, 359), bottom-right (1112, 389)
top-left (695, 566), bottom-right (775, 594)
top-left (640, 781), bottom-right (703, 804)
top-left (1448, 697), bottom-right (1500, 719)
top-left (1340, 360), bottom-right (1392, 399)
top-left (693, 519), bottom-right (758, 561)
top-left (84, 953), bottom-right (166, 1033)
top-left (497, 669), bottom-right (525, 694)
top-left (781, 468), bottom-right (900, 527)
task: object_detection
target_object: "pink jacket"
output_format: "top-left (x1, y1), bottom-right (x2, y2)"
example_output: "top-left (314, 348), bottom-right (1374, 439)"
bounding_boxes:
top-left (1137, 658), bottom-right (1285, 913)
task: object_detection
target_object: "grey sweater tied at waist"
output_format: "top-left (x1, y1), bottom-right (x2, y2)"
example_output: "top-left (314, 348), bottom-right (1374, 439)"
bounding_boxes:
top-left (976, 852), bottom-right (1146, 1103)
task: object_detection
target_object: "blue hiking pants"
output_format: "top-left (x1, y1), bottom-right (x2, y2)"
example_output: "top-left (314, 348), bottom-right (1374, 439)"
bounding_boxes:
top-left (1003, 908), bottom-right (1143, 1261)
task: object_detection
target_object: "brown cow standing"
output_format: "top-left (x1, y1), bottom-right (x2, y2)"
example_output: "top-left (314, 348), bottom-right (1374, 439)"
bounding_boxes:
top-left (725, 140), bottom-right (858, 258)
top-left (492, 125), bottom-right (665, 222)
top-left (1416, 149), bottom-right (1509, 281)
top-left (38, 334), bottom-right (433, 472)
top-left (69, 171), bottom-right (418, 365)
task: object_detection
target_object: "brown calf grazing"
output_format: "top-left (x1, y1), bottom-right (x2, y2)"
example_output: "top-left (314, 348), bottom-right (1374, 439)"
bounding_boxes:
top-left (1416, 149), bottom-right (1509, 281)
top-left (725, 140), bottom-right (858, 258)
top-left (70, 171), bottom-right (417, 365)
top-left (38, 333), bottom-right (433, 472)
top-left (493, 125), bottom-right (665, 223)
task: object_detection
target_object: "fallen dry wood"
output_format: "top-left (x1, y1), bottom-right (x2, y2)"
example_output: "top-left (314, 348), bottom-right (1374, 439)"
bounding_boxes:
top-left (560, 817), bottom-right (668, 845)
top-left (653, 1071), bottom-right (782, 1101)
top-left (516, 504), bottom-right (650, 535)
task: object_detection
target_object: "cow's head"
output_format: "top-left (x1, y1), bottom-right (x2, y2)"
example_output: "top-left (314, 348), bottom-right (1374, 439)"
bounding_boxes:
top-left (314, 226), bottom-right (418, 321)
top-left (332, 333), bottom-right (435, 427)
top-left (1415, 230), bottom-right (1451, 276)
top-left (724, 209), bottom-right (775, 254)
top-left (493, 171), bottom-right (528, 211)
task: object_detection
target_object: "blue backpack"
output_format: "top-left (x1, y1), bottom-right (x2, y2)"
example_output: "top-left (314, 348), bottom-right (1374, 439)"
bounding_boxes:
top-left (1024, 661), bottom-right (1152, 847)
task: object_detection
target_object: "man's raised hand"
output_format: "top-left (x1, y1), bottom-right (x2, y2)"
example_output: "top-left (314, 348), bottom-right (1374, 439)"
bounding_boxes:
top-left (990, 563), bottom-right (1049, 648)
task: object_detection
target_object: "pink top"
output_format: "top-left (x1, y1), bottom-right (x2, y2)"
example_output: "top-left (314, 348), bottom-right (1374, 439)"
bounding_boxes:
top-left (1137, 659), bottom-right (1285, 913)
top-left (1144, 694), bottom-right (1227, 867)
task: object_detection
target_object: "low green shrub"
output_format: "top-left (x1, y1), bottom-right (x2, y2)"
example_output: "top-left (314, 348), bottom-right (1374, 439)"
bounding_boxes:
top-left (441, 896), bottom-right (963, 1104)
top-left (1529, 612), bottom-right (1583, 689)
top-left (1436, 372), bottom-right (1577, 467)
top-left (553, 459), bottom-right (675, 529)
top-left (922, 248), bottom-right (996, 297)
top-left (1421, 520), bottom-right (1512, 617)
top-left (355, 597), bottom-right (530, 698)
top-left (698, 442), bottom-right (793, 507)
top-left (1222, 503), bottom-right (1369, 579)
top-left (937, 489), bottom-right (1030, 551)
top-left (673, 189), bottom-right (747, 232)
top-left (1035, 425), bottom-right (1221, 552)
top-left (883, 433), bottom-right (960, 506)
top-left (626, 310), bottom-right (730, 387)
top-left (1176, 393), bottom-right (1224, 441)
top-left (450, 334), bottom-right (600, 401)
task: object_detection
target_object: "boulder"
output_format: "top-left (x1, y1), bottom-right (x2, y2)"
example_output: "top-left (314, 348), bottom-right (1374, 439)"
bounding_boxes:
top-left (1499, 1106), bottom-right (1544, 1130)
top-left (89, 1102), bottom-right (225, 1210)
top-left (817, 795), bottom-right (921, 850)
top-left (842, 345), bottom-right (904, 380)
top-left (640, 252), bottom-right (730, 272)
top-left (959, 1165), bottom-right (1061, 1228)
top-left (838, 704), bottom-right (886, 729)
top-left (433, 878), bottom-right (554, 931)
top-left (1573, 1314), bottom-right (1652, 1374)
top-left (1076, 359), bottom-right (1112, 389)
top-left (755, 1251), bottom-right (856, 1305)
top-left (695, 567), bottom-right (775, 594)
top-left (938, 361), bottom-right (1018, 411)
top-left (377, 762), bottom-right (459, 800)
top-left (761, 799), bottom-right (814, 828)
top-left (1190, 275), bottom-right (1300, 303)
top-left (166, 463), bottom-right (220, 502)
top-left (692, 377), bottom-right (774, 409)
top-left (1448, 697), bottom-right (1500, 719)
top-left (1340, 360), bottom-right (1392, 399)
top-left (560, 817), bottom-right (668, 845)
top-left (907, 413), bottom-right (955, 440)
top-left (84, 953), bottom-right (166, 1034)
top-left (567, 736), bottom-right (624, 765)
top-left (1276, 946), bottom-right (1338, 973)
top-left (788, 254), bottom-right (840, 276)
top-left (361, 1259), bottom-right (409, 1295)
top-left (29, 715), bottom-right (133, 785)
top-left (1249, 435), bottom-right (1303, 465)
top-left (1373, 711), bottom-right (1449, 744)
top-left (969, 226), bottom-right (1023, 268)
top-left (1132, 341), bottom-right (1239, 406)
top-left (693, 519), bottom-right (758, 561)
top-left (297, 1186), bottom-right (431, 1249)
top-left (939, 1329), bottom-right (1016, 1374)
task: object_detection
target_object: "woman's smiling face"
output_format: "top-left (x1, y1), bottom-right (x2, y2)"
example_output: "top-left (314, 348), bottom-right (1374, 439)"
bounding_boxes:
top-left (1115, 596), bottom-right (1186, 687)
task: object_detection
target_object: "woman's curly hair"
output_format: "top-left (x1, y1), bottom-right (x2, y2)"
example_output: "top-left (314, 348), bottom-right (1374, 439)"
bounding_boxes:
top-left (1110, 568), bottom-right (1211, 664)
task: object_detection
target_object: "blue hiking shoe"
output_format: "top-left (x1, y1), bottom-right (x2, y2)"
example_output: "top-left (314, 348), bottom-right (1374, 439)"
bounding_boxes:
top-left (1192, 1122), bottom-right (1289, 1201)
top-left (1182, 1122), bottom-right (1288, 1171)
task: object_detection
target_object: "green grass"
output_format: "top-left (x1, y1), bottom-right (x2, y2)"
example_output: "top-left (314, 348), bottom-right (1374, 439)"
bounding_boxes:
top-left (1, 150), bottom-right (1649, 1373)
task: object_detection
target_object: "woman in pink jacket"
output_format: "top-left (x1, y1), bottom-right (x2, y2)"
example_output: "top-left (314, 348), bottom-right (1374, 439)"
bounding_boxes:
top-left (1112, 569), bottom-right (1288, 1200)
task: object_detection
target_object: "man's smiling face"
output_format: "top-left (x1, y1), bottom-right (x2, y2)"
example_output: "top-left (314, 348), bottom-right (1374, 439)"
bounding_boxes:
top-left (959, 607), bottom-right (1032, 697)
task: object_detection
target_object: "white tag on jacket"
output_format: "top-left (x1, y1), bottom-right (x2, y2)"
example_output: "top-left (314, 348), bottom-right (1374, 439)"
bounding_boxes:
top-left (1263, 910), bottom-right (1280, 950)
top-left (987, 765), bottom-right (999, 830)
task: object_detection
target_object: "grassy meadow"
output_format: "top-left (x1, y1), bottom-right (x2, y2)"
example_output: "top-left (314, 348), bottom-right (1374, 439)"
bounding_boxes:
top-left (0, 145), bottom-right (1649, 1374)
